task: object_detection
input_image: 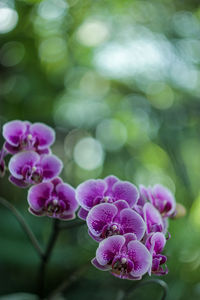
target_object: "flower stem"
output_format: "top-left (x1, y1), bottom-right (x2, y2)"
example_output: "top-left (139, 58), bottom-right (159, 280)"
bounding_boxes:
top-left (47, 263), bottom-right (90, 300)
top-left (120, 278), bottom-right (168, 300)
top-left (59, 219), bottom-right (85, 230)
top-left (0, 196), bottom-right (44, 258)
top-left (37, 219), bottom-right (60, 299)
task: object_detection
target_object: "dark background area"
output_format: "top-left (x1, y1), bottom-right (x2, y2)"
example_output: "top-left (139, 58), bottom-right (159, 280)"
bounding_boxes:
top-left (1, 0), bottom-right (200, 299)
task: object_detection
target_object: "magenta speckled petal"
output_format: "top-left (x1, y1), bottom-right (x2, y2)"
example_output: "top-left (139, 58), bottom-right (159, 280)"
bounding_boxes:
top-left (120, 208), bottom-right (146, 241)
top-left (78, 207), bottom-right (89, 220)
top-left (56, 183), bottom-right (78, 213)
top-left (8, 151), bottom-right (40, 179)
top-left (30, 123), bottom-right (55, 149)
top-left (91, 258), bottom-right (112, 271)
top-left (138, 185), bottom-right (150, 206)
top-left (143, 203), bottom-right (163, 234)
top-left (40, 154), bottom-right (63, 180)
top-left (151, 184), bottom-right (176, 218)
top-left (28, 182), bottom-right (53, 211)
top-left (9, 175), bottom-right (30, 188)
top-left (76, 179), bottom-right (106, 210)
top-left (104, 175), bottom-right (119, 194)
top-left (127, 240), bottom-right (152, 277)
top-left (146, 232), bottom-right (166, 254)
top-left (87, 203), bottom-right (117, 236)
top-left (96, 235), bottom-right (125, 266)
top-left (113, 181), bottom-right (139, 208)
top-left (3, 120), bottom-right (26, 146)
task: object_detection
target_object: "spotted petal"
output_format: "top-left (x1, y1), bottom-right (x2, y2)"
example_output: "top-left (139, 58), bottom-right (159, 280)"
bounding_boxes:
top-left (151, 184), bottom-right (176, 217)
top-left (40, 154), bottom-right (63, 180)
top-left (30, 123), bottom-right (55, 149)
top-left (127, 240), bottom-right (152, 277)
top-left (76, 179), bottom-right (106, 211)
top-left (113, 181), bottom-right (139, 208)
top-left (96, 235), bottom-right (125, 266)
top-left (8, 151), bottom-right (40, 179)
top-left (3, 120), bottom-right (27, 146)
top-left (87, 203), bottom-right (117, 236)
top-left (143, 203), bottom-right (163, 234)
top-left (28, 182), bottom-right (53, 212)
top-left (56, 183), bottom-right (78, 213)
top-left (119, 208), bottom-right (146, 241)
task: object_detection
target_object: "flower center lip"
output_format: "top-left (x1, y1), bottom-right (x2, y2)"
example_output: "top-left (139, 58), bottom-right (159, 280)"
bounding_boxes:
top-left (101, 223), bottom-right (122, 238)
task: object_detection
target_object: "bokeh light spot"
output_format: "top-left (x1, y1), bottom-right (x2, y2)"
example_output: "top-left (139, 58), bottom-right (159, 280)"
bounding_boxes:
top-left (96, 119), bottom-right (127, 151)
top-left (38, 0), bottom-right (68, 20)
top-left (39, 37), bottom-right (67, 62)
top-left (73, 137), bottom-right (104, 170)
top-left (76, 20), bottom-right (110, 47)
top-left (0, 41), bottom-right (25, 67)
top-left (0, 8), bottom-right (18, 34)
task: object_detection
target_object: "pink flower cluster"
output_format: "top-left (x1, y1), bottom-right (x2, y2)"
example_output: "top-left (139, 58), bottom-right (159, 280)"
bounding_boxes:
top-left (0, 120), bottom-right (78, 220)
top-left (76, 176), bottom-right (176, 280)
top-left (0, 120), bottom-right (177, 281)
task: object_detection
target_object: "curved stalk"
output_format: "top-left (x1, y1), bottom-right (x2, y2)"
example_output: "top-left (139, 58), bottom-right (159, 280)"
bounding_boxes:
top-left (120, 278), bottom-right (168, 300)
top-left (37, 219), bottom-right (60, 299)
top-left (0, 196), bottom-right (44, 258)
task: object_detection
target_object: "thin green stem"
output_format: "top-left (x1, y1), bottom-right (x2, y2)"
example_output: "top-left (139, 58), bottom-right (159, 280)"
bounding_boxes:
top-left (0, 196), bottom-right (44, 258)
top-left (47, 263), bottom-right (90, 300)
top-left (59, 219), bottom-right (85, 230)
top-left (120, 279), bottom-right (168, 300)
top-left (37, 219), bottom-right (60, 299)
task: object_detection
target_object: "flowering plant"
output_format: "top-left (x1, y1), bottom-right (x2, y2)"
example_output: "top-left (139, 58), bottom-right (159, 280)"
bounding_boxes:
top-left (0, 120), bottom-right (183, 299)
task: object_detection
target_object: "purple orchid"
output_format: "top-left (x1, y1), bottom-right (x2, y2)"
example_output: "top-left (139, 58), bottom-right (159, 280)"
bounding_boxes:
top-left (28, 177), bottom-right (79, 220)
top-left (76, 175), bottom-right (139, 220)
top-left (145, 232), bottom-right (168, 275)
top-left (143, 203), bottom-right (164, 234)
top-left (8, 151), bottom-right (63, 188)
top-left (139, 184), bottom-right (176, 218)
top-left (87, 200), bottom-right (146, 242)
top-left (3, 120), bottom-right (55, 155)
top-left (92, 233), bottom-right (152, 280)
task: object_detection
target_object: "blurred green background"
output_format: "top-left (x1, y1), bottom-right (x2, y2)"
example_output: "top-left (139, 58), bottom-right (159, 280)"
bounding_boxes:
top-left (1, 0), bottom-right (200, 299)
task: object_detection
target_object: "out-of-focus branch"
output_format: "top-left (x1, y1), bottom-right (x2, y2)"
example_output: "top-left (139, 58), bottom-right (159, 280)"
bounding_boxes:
top-left (0, 196), bottom-right (44, 258)
top-left (119, 278), bottom-right (168, 300)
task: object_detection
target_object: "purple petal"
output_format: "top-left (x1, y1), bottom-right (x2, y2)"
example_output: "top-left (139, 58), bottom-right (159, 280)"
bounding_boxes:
top-left (28, 207), bottom-right (45, 216)
top-left (8, 151), bottom-right (40, 179)
top-left (59, 212), bottom-right (76, 220)
top-left (91, 258), bottom-right (112, 271)
top-left (123, 233), bottom-right (137, 246)
top-left (152, 184), bottom-right (176, 217)
top-left (146, 232), bottom-right (166, 254)
top-left (76, 179), bottom-right (106, 210)
top-left (87, 203), bottom-right (117, 236)
top-left (4, 142), bottom-right (19, 154)
top-left (96, 235), bottom-right (125, 266)
top-left (3, 120), bottom-right (26, 146)
top-left (28, 182), bottom-right (53, 211)
top-left (56, 183), bottom-right (78, 213)
top-left (112, 200), bottom-right (130, 222)
top-left (113, 200), bottom-right (129, 212)
top-left (138, 185), bottom-right (150, 206)
top-left (40, 154), bottom-right (63, 180)
top-left (104, 175), bottom-right (119, 194)
top-left (120, 208), bottom-right (146, 241)
top-left (30, 123), bottom-right (55, 149)
top-left (113, 181), bottom-right (139, 208)
top-left (78, 207), bottom-right (89, 220)
top-left (9, 175), bottom-right (30, 188)
top-left (143, 203), bottom-right (163, 234)
top-left (127, 240), bottom-right (152, 277)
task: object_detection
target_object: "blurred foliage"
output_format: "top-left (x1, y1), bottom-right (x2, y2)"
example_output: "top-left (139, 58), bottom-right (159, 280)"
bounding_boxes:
top-left (1, 0), bottom-right (200, 299)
